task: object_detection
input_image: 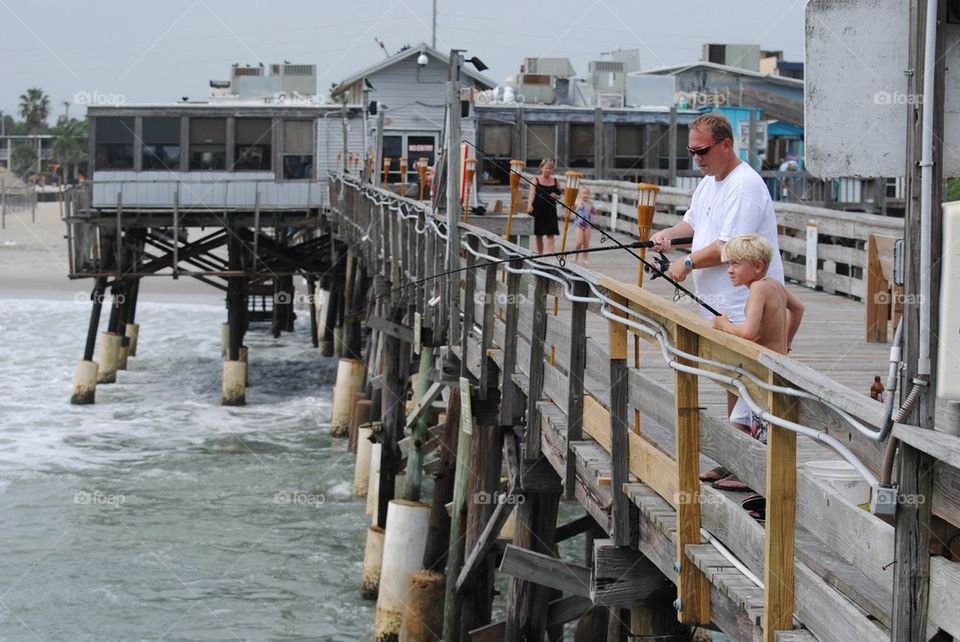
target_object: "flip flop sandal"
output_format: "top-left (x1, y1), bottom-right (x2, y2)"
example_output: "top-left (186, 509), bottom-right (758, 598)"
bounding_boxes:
top-left (741, 494), bottom-right (766, 521)
top-left (699, 466), bottom-right (731, 483)
top-left (712, 474), bottom-right (752, 492)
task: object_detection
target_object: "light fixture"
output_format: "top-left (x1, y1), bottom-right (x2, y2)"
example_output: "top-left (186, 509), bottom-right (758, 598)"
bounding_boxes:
top-left (417, 157), bottom-right (430, 201)
top-left (417, 51), bottom-right (429, 66)
top-left (462, 157), bottom-right (477, 221)
top-left (467, 56), bottom-right (488, 72)
top-left (636, 182), bottom-right (661, 287)
top-left (560, 171), bottom-right (584, 252)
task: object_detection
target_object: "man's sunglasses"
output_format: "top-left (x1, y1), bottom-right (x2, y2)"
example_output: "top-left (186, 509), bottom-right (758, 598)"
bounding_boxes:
top-left (687, 140), bottom-right (725, 157)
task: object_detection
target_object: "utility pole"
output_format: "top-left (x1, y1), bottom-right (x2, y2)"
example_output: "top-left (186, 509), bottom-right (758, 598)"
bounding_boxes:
top-left (341, 102), bottom-right (349, 173)
top-left (432, 0), bottom-right (437, 49)
top-left (892, 0), bottom-right (945, 639)
top-left (361, 85), bottom-right (371, 182)
top-left (444, 50), bottom-right (463, 351)
top-left (373, 107), bottom-right (386, 188)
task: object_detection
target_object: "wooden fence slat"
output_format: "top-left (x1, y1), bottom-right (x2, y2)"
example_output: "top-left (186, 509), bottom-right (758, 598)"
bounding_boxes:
top-left (672, 324), bottom-right (710, 625)
top-left (764, 373), bottom-right (799, 641)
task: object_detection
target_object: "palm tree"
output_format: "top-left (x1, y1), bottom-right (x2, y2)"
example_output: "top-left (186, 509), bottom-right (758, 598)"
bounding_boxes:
top-left (18, 87), bottom-right (50, 134)
top-left (51, 120), bottom-right (88, 182)
top-left (10, 143), bottom-right (36, 177)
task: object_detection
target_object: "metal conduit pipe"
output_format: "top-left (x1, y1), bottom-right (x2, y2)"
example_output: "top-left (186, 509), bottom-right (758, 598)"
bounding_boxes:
top-left (355, 186), bottom-right (881, 487)
top-left (593, 283), bottom-right (884, 442)
top-left (464, 227), bottom-right (888, 449)
top-left (598, 302), bottom-right (880, 489)
top-left (701, 528), bottom-right (764, 589)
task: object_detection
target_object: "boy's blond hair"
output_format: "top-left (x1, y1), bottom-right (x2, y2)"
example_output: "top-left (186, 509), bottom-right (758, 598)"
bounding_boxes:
top-left (721, 234), bottom-right (773, 274)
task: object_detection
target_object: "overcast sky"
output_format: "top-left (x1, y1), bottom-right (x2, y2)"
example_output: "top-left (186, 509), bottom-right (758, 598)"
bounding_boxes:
top-left (0, 0), bottom-right (805, 120)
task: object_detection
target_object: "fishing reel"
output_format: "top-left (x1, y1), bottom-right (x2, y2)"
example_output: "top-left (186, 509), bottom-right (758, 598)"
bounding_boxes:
top-left (647, 252), bottom-right (672, 281)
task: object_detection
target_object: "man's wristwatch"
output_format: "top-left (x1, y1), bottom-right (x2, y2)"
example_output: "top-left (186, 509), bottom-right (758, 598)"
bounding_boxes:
top-left (683, 256), bottom-right (695, 271)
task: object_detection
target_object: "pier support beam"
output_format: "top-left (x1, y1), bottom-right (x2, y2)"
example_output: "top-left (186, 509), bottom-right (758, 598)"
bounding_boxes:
top-left (375, 499), bottom-right (430, 642)
top-left (223, 235), bottom-right (246, 406)
top-left (376, 303), bottom-right (408, 527)
top-left (72, 277), bottom-right (107, 404)
top-left (331, 358), bottom-right (365, 437)
top-left (97, 331), bottom-right (121, 384)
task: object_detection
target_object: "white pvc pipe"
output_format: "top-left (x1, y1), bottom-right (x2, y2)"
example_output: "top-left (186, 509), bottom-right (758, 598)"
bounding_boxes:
top-left (71, 359), bottom-right (98, 405)
top-left (366, 443), bottom-right (382, 520)
top-left (918, 0), bottom-right (938, 377)
top-left (331, 358), bottom-right (365, 437)
top-left (96, 332), bottom-right (121, 384)
top-left (221, 360), bottom-right (246, 406)
top-left (375, 499), bottom-right (430, 642)
top-left (124, 322), bottom-right (140, 357)
top-left (353, 426), bottom-right (374, 497)
top-left (701, 528), bottom-right (763, 589)
top-left (361, 525), bottom-right (385, 600)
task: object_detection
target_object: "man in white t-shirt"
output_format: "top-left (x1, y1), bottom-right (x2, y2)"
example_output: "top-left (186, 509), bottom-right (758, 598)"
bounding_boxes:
top-left (650, 113), bottom-right (784, 489)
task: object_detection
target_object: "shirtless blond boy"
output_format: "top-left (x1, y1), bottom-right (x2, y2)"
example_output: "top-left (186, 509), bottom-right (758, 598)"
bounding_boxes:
top-left (712, 234), bottom-right (804, 439)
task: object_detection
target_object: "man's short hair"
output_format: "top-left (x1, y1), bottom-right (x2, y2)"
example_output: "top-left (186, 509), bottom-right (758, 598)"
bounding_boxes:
top-left (691, 112), bottom-right (734, 145)
top-left (721, 234), bottom-right (773, 274)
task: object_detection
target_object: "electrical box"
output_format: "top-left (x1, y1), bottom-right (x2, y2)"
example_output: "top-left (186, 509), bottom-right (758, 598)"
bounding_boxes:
top-left (937, 202), bottom-right (960, 400)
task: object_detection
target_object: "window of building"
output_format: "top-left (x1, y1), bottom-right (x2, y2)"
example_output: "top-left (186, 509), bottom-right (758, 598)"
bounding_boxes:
top-left (569, 124), bottom-right (594, 169)
top-left (189, 118), bottom-right (226, 170)
top-left (525, 124), bottom-right (556, 170)
top-left (674, 124), bottom-right (691, 170)
top-left (142, 117), bottom-right (180, 171)
top-left (614, 124), bottom-right (643, 169)
top-left (282, 120), bottom-right (313, 179)
top-left (94, 117), bottom-right (135, 170)
top-left (406, 135), bottom-right (435, 184)
top-left (235, 118), bottom-right (273, 171)
top-left (383, 134), bottom-right (402, 183)
top-left (479, 123), bottom-right (511, 185)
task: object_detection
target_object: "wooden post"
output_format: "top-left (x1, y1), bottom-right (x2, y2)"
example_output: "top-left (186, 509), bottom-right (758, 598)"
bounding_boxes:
top-left (460, 379), bottom-right (502, 637)
top-left (763, 375), bottom-right (798, 641)
top-left (671, 324), bottom-right (709, 624)
top-left (403, 345), bottom-right (434, 502)
top-left (376, 306), bottom-right (403, 527)
top-left (460, 236), bottom-right (478, 377)
top-left (607, 292), bottom-right (634, 547)
top-left (565, 281), bottom-right (588, 499)
top-left (894, 1), bottom-right (944, 638)
top-left (505, 275), bottom-right (561, 641)
top-left (442, 378), bottom-right (475, 642)
top-left (478, 247), bottom-right (499, 398)
top-left (423, 391), bottom-right (461, 573)
top-left (307, 274), bottom-right (319, 348)
top-left (526, 275), bottom-right (549, 448)
top-left (499, 264), bottom-right (523, 428)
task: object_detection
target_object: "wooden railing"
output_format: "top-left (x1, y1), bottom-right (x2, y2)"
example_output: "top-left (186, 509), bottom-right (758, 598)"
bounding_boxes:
top-left (330, 174), bottom-right (960, 642)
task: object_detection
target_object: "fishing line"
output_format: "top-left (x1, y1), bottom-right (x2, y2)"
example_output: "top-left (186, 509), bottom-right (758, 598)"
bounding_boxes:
top-left (347, 238), bottom-right (657, 320)
top-left (462, 141), bottom-right (720, 316)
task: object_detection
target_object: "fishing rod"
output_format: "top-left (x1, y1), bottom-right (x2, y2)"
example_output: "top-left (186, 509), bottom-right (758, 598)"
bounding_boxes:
top-left (461, 141), bottom-right (721, 316)
top-left (348, 238), bottom-right (687, 319)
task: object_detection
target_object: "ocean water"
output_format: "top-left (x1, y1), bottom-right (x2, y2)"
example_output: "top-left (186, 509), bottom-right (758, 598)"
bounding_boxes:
top-left (0, 297), bottom-right (375, 641)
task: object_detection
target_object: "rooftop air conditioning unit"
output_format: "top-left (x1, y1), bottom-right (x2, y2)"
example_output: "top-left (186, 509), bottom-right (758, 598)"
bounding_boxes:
top-left (598, 93), bottom-right (625, 108)
top-left (517, 73), bottom-right (556, 104)
top-left (522, 57), bottom-right (576, 78)
top-left (589, 60), bottom-right (626, 100)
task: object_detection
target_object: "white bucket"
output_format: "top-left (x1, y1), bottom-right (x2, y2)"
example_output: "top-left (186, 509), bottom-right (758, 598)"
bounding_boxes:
top-left (804, 460), bottom-right (871, 506)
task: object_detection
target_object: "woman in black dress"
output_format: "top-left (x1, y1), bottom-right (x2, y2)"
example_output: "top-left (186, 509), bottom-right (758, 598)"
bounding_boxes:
top-left (526, 158), bottom-right (561, 253)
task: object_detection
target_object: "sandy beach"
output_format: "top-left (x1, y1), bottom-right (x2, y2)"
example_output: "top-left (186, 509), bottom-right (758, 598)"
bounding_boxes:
top-left (0, 200), bottom-right (224, 306)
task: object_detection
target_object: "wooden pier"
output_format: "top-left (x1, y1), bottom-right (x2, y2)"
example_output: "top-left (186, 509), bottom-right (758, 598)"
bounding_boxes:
top-left (329, 172), bottom-right (960, 642)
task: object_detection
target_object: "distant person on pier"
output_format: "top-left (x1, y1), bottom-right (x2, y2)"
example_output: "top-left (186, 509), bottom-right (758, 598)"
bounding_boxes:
top-left (573, 186), bottom-right (596, 264)
top-left (526, 158), bottom-right (561, 254)
top-left (712, 234), bottom-right (804, 443)
top-left (650, 112), bottom-right (784, 490)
